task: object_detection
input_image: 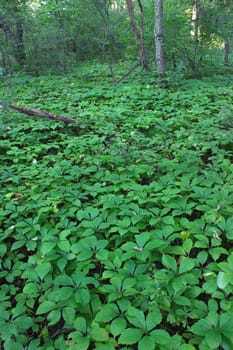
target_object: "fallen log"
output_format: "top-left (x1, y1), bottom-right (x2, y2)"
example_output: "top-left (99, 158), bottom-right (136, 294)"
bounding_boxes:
top-left (113, 61), bottom-right (140, 86)
top-left (2, 103), bottom-right (77, 124)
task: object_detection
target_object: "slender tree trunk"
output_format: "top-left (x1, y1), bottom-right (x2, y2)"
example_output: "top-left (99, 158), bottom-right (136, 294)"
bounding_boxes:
top-left (223, 0), bottom-right (230, 65)
top-left (15, 20), bottom-right (26, 65)
top-left (154, 0), bottom-right (165, 78)
top-left (125, 0), bottom-right (149, 70)
top-left (192, 0), bottom-right (200, 43)
top-left (224, 38), bottom-right (230, 65)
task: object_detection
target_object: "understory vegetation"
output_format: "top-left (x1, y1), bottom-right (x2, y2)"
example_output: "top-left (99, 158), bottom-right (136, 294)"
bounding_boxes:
top-left (1, 64), bottom-right (233, 349)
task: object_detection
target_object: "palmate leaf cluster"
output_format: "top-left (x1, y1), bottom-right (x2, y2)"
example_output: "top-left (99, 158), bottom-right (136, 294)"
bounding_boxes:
top-left (0, 65), bottom-right (233, 349)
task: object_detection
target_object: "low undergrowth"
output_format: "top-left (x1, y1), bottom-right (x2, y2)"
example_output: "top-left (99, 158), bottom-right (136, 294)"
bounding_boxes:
top-left (0, 64), bottom-right (233, 349)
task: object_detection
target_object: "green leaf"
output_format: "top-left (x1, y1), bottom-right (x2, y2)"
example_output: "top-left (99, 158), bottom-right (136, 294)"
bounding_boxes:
top-left (110, 317), bottom-right (127, 336)
top-left (206, 330), bottom-right (222, 348)
top-left (145, 309), bottom-right (162, 331)
top-left (0, 244), bottom-right (7, 257)
top-left (69, 334), bottom-right (89, 350)
top-left (178, 258), bottom-right (195, 274)
top-left (138, 335), bottom-right (155, 350)
top-left (48, 309), bottom-right (61, 325)
top-left (127, 307), bottom-right (146, 329)
top-left (174, 295), bottom-right (191, 306)
top-left (74, 317), bottom-right (87, 334)
top-left (190, 319), bottom-right (212, 336)
top-left (217, 272), bottom-right (229, 289)
top-left (219, 312), bottom-right (233, 338)
top-left (118, 328), bottom-right (143, 345)
top-left (57, 240), bottom-right (70, 252)
top-left (180, 345), bottom-right (196, 350)
top-left (40, 241), bottom-right (56, 255)
top-left (13, 316), bottom-right (33, 331)
top-left (62, 307), bottom-right (76, 325)
top-left (183, 239), bottom-right (193, 254)
top-left (35, 262), bottom-right (51, 280)
top-left (150, 329), bottom-right (170, 345)
top-left (4, 339), bottom-right (24, 350)
top-left (90, 323), bottom-right (108, 341)
top-left (95, 304), bottom-right (118, 322)
top-left (36, 301), bottom-right (56, 315)
top-left (162, 254), bottom-right (177, 272)
top-left (75, 288), bottom-right (90, 305)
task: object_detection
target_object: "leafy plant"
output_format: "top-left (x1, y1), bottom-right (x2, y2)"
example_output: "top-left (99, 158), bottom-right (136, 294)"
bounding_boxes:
top-left (0, 64), bottom-right (233, 349)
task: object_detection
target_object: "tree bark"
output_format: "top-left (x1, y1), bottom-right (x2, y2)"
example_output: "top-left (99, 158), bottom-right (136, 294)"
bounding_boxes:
top-left (154, 0), bottom-right (165, 78)
top-left (192, 0), bottom-right (200, 43)
top-left (223, 0), bottom-right (230, 65)
top-left (224, 38), bottom-right (230, 65)
top-left (2, 104), bottom-right (76, 124)
top-left (125, 0), bottom-right (149, 70)
top-left (15, 20), bottom-right (26, 65)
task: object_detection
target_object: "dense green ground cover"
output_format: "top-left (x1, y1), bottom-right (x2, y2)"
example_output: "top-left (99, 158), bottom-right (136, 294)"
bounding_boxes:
top-left (0, 65), bottom-right (233, 349)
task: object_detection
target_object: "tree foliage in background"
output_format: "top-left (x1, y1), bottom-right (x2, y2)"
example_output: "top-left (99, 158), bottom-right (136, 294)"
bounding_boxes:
top-left (0, 0), bottom-right (233, 76)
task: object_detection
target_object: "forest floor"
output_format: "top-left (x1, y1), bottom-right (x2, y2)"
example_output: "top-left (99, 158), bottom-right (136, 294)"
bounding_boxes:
top-left (0, 64), bottom-right (233, 350)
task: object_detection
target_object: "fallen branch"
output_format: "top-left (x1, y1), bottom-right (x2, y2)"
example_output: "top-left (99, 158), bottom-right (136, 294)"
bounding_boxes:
top-left (113, 61), bottom-right (140, 86)
top-left (2, 103), bottom-right (76, 124)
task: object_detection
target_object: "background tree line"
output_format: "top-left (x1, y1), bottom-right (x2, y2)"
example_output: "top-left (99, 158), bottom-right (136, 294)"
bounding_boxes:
top-left (0, 0), bottom-right (232, 77)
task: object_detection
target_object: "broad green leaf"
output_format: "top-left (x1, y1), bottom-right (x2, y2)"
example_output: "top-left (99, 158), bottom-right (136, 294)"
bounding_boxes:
top-left (55, 274), bottom-right (74, 286)
top-left (190, 319), bottom-right (212, 336)
top-left (145, 309), bottom-right (162, 331)
top-left (90, 323), bottom-right (108, 341)
top-left (36, 301), bottom-right (56, 314)
top-left (162, 254), bottom-right (177, 272)
top-left (180, 345), bottom-right (196, 350)
top-left (178, 258), bottom-right (195, 274)
top-left (74, 317), bottom-right (87, 334)
top-left (206, 331), bottom-right (222, 348)
top-left (35, 262), bottom-right (51, 280)
top-left (75, 288), bottom-right (90, 305)
top-left (48, 309), bottom-right (61, 325)
top-left (40, 242), bottom-right (56, 255)
top-left (138, 335), bottom-right (155, 350)
top-left (69, 334), bottom-right (89, 350)
top-left (95, 304), bottom-right (118, 322)
top-left (4, 339), bottom-right (24, 350)
top-left (219, 312), bottom-right (233, 337)
top-left (135, 232), bottom-right (150, 247)
top-left (122, 278), bottom-right (136, 291)
top-left (127, 307), bottom-right (146, 329)
top-left (57, 240), bottom-right (70, 252)
top-left (110, 317), bottom-right (127, 336)
top-left (118, 328), bottom-right (143, 345)
top-left (217, 272), bottom-right (229, 289)
top-left (174, 295), bottom-right (191, 306)
top-left (13, 316), bottom-right (33, 330)
top-left (183, 239), bottom-right (193, 254)
top-left (0, 244), bottom-right (7, 257)
top-left (150, 329), bottom-right (170, 345)
top-left (62, 307), bottom-right (76, 325)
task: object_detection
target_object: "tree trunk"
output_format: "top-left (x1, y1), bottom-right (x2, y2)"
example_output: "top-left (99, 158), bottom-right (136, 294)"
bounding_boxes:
top-left (223, 0), bottom-right (230, 65)
top-left (125, 0), bottom-right (149, 70)
top-left (15, 20), bottom-right (26, 65)
top-left (192, 0), bottom-right (200, 43)
top-left (154, 0), bottom-right (165, 78)
top-left (2, 103), bottom-right (76, 124)
top-left (224, 38), bottom-right (230, 65)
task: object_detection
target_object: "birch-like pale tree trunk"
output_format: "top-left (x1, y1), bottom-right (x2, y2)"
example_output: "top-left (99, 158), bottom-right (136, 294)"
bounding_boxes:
top-left (154, 0), bottom-right (165, 78)
top-left (192, 0), bottom-right (200, 43)
top-left (125, 0), bottom-right (149, 70)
